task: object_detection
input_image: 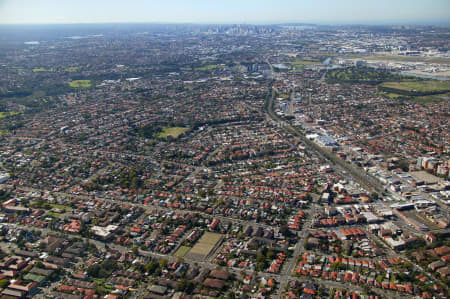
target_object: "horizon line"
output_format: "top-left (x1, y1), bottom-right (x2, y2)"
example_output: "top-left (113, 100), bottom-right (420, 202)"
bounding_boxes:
top-left (0, 21), bottom-right (450, 27)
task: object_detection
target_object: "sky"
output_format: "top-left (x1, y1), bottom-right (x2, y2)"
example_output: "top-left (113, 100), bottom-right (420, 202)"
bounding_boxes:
top-left (0, 0), bottom-right (449, 25)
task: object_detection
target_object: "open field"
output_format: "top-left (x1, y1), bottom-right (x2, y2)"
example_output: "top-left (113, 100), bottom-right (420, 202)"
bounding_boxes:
top-left (185, 232), bottom-right (222, 260)
top-left (195, 64), bottom-right (224, 71)
top-left (69, 80), bottom-right (91, 88)
top-left (381, 80), bottom-right (450, 93)
top-left (382, 89), bottom-right (449, 104)
top-left (411, 93), bottom-right (450, 104)
top-left (157, 127), bottom-right (189, 139)
top-left (0, 111), bottom-right (21, 119)
top-left (49, 203), bottom-right (71, 211)
top-left (382, 92), bottom-right (403, 99)
top-left (174, 246), bottom-right (191, 258)
top-left (288, 59), bottom-right (320, 69)
top-left (46, 211), bottom-right (62, 217)
top-left (65, 66), bottom-right (81, 72)
top-left (33, 68), bottom-right (53, 72)
top-left (280, 52), bottom-right (298, 57)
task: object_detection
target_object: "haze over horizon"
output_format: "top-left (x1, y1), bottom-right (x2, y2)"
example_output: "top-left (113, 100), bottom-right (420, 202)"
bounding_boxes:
top-left (1, 0), bottom-right (450, 26)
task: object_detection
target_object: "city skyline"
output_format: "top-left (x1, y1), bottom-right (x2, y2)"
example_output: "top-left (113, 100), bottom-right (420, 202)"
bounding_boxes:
top-left (1, 0), bottom-right (450, 25)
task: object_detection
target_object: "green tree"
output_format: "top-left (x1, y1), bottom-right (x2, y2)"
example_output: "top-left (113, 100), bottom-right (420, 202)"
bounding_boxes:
top-left (0, 279), bottom-right (9, 288)
top-left (158, 259), bottom-right (168, 269)
top-left (145, 262), bottom-right (159, 274)
top-left (176, 279), bottom-right (194, 293)
top-left (267, 249), bottom-right (276, 260)
top-left (87, 264), bottom-right (100, 277)
top-left (279, 225), bottom-right (292, 237)
top-left (225, 291), bottom-right (236, 299)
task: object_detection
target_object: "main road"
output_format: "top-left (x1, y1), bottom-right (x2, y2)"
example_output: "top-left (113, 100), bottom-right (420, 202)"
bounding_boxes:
top-left (265, 86), bottom-right (384, 195)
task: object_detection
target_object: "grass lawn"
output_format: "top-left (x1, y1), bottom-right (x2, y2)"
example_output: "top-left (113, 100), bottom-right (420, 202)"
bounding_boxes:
top-left (383, 92), bottom-right (403, 99)
top-left (411, 93), bottom-right (450, 104)
top-left (157, 127), bottom-right (189, 139)
top-left (69, 80), bottom-right (92, 88)
top-left (46, 212), bottom-right (62, 217)
top-left (33, 68), bottom-right (53, 72)
top-left (174, 246), bottom-right (191, 258)
top-left (49, 203), bottom-right (71, 211)
top-left (382, 90), bottom-right (449, 104)
top-left (65, 66), bottom-right (81, 72)
top-left (381, 80), bottom-right (450, 93)
top-left (288, 60), bottom-right (319, 69)
top-left (195, 64), bottom-right (223, 71)
top-left (0, 111), bottom-right (21, 119)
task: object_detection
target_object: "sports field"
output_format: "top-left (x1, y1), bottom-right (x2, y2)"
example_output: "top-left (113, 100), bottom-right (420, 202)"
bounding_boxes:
top-left (157, 127), bottom-right (189, 139)
top-left (194, 64), bottom-right (224, 71)
top-left (174, 246), bottom-right (191, 258)
top-left (185, 232), bottom-right (222, 260)
top-left (69, 80), bottom-right (91, 88)
top-left (381, 80), bottom-right (450, 93)
top-left (33, 67), bottom-right (53, 72)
